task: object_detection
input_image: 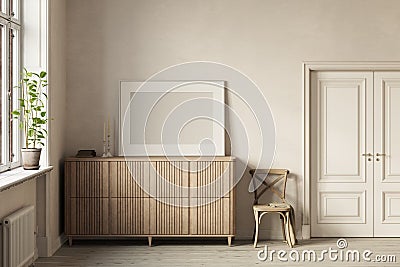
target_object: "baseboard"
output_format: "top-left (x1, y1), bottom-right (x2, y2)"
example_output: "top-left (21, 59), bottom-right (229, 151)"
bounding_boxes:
top-left (34, 247), bottom-right (38, 262)
top-left (51, 233), bottom-right (68, 255)
top-left (37, 234), bottom-right (67, 257)
top-left (235, 228), bottom-right (303, 241)
top-left (302, 224), bottom-right (310, 239)
top-left (235, 230), bottom-right (301, 241)
top-left (37, 236), bottom-right (51, 257)
top-left (234, 235), bottom-right (254, 241)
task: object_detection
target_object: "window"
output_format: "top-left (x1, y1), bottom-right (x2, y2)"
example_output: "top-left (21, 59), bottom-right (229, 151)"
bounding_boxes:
top-left (0, 0), bottom-right (20, 172)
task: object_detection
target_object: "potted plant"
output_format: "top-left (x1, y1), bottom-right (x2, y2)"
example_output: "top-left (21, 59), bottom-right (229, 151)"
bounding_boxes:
top-left (12, 68), bottom-right (48, 170)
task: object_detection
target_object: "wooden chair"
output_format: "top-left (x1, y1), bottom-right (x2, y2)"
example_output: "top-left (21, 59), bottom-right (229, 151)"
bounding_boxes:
top-left (250, 168), bottom-right (296, 248)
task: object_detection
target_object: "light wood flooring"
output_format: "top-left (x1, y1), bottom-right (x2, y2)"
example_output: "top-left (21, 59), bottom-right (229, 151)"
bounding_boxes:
top-left (35, 238), bottom-right (400, 267)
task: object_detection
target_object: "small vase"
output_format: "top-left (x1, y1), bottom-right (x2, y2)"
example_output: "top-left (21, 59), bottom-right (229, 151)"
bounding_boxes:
top-left (21, 148), bottom-right (42, 170)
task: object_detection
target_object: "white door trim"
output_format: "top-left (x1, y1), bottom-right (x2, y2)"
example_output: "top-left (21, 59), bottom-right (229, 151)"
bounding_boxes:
top-left (302, 61), bottom-right (400, 239)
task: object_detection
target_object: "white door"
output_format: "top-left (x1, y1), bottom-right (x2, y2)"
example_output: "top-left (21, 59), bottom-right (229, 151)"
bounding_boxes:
top-left (374, 72), bottom-right (400, 236)
top-left (311, 71), bottom-right (374, 237)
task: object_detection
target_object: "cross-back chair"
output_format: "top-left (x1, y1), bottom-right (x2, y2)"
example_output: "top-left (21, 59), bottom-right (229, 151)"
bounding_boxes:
top-left (250, 168), bottom-right (296, 248)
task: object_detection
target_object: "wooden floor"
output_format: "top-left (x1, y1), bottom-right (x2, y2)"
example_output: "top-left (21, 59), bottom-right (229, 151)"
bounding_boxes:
top-left (35, 238), bottom-right (400, 266)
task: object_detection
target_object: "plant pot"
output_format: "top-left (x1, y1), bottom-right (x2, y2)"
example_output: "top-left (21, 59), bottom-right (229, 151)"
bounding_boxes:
top-left (21, 148), bottom-right (42, 170)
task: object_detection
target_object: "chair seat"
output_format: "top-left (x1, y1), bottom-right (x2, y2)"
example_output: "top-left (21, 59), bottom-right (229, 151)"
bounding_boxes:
top-left (253, 203), bottom-right (291, 212)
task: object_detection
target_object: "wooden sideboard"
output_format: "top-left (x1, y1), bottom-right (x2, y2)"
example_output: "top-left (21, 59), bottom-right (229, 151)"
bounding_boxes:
top-left (65, 157), bottom-right (235, 246)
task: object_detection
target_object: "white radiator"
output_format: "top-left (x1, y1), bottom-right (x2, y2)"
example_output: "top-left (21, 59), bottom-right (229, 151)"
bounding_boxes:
top-left (3, 206), bottom-right (35, 267)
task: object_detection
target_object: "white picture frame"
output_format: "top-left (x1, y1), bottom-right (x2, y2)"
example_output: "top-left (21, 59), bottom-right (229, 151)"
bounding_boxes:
top-left (119, 81), bottom-right (225, 156)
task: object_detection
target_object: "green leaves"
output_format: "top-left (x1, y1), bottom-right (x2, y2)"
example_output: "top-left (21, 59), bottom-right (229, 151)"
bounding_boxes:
top-left (11, 68), bottom-right (49, 148)
top-left (18, 98), bottom-right (26, 107)
top-left (28, 128), bottom-right (34, 137)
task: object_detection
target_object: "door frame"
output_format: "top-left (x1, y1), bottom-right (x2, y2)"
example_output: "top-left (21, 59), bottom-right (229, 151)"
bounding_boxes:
top-left (302, 61), bottom-right (400, 239)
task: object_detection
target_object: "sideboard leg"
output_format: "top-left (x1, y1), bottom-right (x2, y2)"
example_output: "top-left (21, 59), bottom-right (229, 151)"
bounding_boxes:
top-left (148, 236), bottom-right (152, 247)
top-left (68, 237), bottom-right (73, 246)
top-left (227, 236), bottom-right (232, 246)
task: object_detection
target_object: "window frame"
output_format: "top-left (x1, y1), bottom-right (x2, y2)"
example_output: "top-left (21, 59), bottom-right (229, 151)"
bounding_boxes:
top-left (0, 0), bottom-right (21, 173)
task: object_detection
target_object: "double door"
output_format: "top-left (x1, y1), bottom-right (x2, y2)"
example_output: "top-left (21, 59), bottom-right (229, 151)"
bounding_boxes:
top-left (311, 71), bottom-right (400, 237)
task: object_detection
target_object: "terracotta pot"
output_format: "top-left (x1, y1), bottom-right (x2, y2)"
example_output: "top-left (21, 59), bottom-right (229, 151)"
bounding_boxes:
top-left (21, 148), bottom-right (42, 170)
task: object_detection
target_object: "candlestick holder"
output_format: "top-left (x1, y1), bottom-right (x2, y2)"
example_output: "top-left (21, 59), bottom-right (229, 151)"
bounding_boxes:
top-left (106, 134), bottom-right (113, 157)
top-left (102, 139), bottom-right (107, 157)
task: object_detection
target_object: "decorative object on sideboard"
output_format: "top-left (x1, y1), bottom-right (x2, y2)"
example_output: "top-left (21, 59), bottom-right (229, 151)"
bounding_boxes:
top-left (102, 118), bottom-right (113, 157)
top-left (12, 69), bottom-right (48, 170)
top-left (75, 150), bottom-right (96, 158)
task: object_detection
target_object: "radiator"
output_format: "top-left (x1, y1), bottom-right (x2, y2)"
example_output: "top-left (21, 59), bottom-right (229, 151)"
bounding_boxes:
top-left (3, 206), bottom-right (35, 267)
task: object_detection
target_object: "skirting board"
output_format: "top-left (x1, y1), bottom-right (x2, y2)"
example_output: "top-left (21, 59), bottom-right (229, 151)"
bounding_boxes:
top-left (51, 234), bottom-right (68, 256)
top-left (37, 236), bottom-right (51, 257)
top-left (235, 229), bottom-right (302, 241)
top-left (302, 225), bottom-right (310, 239)
top-left (38, 234), bottom-right (67, 257)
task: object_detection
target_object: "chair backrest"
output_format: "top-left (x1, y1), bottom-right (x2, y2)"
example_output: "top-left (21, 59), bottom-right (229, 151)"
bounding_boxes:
top-left (249, 169), bottom-right (289, 205)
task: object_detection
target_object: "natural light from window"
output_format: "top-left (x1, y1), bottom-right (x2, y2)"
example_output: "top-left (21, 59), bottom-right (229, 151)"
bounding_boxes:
top-left (0, 0), bottom-right (20, 172)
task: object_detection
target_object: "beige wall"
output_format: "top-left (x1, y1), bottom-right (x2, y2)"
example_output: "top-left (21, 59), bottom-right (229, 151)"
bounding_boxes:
top-left (48, 0), bottom-right (67, 252)
top-left (66, 0), bottom-right (400, 239)
top-left (0, 180), bottom-right (36, 216)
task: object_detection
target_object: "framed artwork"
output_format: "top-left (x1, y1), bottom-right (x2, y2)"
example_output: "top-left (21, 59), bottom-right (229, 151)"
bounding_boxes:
top-left (119, 81), bottom-right (225, 156)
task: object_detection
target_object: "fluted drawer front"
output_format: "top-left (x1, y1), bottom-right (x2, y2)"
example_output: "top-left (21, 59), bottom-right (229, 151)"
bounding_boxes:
top-left (152, 198), bottom-right (189, 235)
top-left (190, 198), bottom-right (232, 235)
top-left (110, 161), bottom-right (150, 198)
top-left (152, 161), bottom-right (189, 199)
top-left (110, 198), bottom-right (151, 235)
top-left (110, 161), bottom-right (190, 198)
top-left (67, 161), bottom-right (109, 197)
top-left (110, 198), bottom-right (190, 235)
top-left (190, 161), bottom-right (233, 198)
top-left (67, 198), bottom-right (109, 235)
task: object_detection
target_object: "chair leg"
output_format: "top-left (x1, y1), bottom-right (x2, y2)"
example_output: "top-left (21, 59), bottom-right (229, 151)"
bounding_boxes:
top-left (253, 210), bottom-right (259, 248)
top-left (288, 208), bottom-right (297, 245)
top-left (280, 215), bottom-right (286, 242)
top-left (285, 212), bottom-right (293, 248)
top-left (252, 220), bottom-right (256, 242)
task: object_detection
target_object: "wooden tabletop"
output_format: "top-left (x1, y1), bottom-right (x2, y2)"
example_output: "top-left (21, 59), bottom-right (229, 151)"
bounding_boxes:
top-left (65, 156), bottom-right (235, 161)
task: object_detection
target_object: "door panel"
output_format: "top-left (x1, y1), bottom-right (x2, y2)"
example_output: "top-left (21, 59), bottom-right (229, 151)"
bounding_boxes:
top-left (318, 191), bottom-right (365, 224)
top-left (374, 72), bottom-right (400, 236)
top-left (319, 79), bottom-right (366, 182)
top-left (311, 71), bottom-right (374, 237)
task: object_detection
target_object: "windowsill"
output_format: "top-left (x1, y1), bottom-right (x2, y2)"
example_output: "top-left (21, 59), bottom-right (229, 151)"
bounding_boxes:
top-left (0, 166), bottom-right (53, 192)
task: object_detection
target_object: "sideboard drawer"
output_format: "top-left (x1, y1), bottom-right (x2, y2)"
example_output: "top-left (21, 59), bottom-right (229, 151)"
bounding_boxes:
top-left (66, 161), bottom-right (109, 198)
